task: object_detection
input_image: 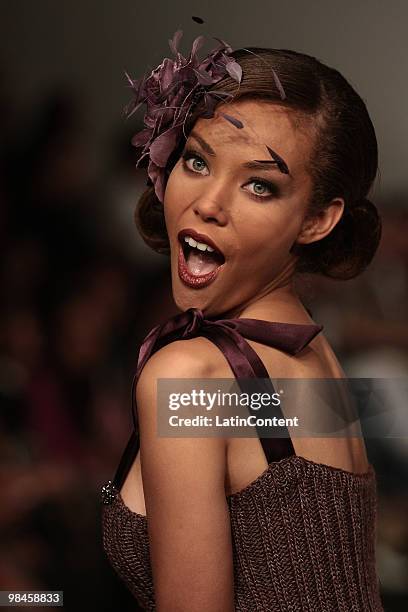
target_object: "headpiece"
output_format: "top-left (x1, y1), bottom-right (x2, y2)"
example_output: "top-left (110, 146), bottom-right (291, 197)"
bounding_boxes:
top-left (124, 30), bottom-right (244, 203)
top-left (125, 29), bottom-right (288, 203)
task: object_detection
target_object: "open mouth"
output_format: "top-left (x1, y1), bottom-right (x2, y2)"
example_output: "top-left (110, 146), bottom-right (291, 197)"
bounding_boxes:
top-left (177, 229), bottom-right (225, 289)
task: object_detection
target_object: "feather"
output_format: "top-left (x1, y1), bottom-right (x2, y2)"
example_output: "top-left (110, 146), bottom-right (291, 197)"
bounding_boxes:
top-left (220, 113), bottom-right (244, 129)
top-left (168, 30), bottom-right (183, 56)
top-left (266, 145), bottom-right (289, 174)
top-left (272, 69), bottom-right (286, 100)
top-left (226, 60), bottom-right (243, 83)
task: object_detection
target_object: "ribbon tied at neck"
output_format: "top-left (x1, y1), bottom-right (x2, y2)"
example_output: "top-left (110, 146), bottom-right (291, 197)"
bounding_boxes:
top-left (135, 307), bottom-right (323, 382)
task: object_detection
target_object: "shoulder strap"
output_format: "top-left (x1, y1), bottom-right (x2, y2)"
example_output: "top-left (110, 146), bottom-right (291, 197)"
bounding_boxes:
top-left (198, 325), bottom-right (295, 464)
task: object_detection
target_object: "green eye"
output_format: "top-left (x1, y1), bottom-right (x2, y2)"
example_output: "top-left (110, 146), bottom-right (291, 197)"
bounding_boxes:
top-left (253, 182), bottom-right (268, 195)
top-left (244, 178), bottom-right (277, 201)
top-left (191, 158), bottom-right (206, 172)
top-left (182, 150), bottom-right (209, 175)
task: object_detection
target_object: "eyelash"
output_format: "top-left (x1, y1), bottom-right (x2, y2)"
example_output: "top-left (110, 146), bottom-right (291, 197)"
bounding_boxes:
top-left (181, 149), bottom-right (279, 201)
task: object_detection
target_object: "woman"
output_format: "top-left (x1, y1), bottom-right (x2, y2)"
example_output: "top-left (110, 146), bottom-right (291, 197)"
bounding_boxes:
top-left (102, 32), bottom-right (384, 611)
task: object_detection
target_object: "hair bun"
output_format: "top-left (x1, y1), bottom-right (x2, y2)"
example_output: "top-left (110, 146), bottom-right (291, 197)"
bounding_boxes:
top-left (297, 197), bottom-right (382, 280)
top-left (349, 197), bottom-right (378, 220)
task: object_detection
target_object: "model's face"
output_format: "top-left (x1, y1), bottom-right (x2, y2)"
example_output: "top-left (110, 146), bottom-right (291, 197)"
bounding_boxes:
top-left (164, 100), bottom-right (315, 316)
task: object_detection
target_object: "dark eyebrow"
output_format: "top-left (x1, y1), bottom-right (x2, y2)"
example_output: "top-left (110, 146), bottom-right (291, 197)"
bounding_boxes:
top-left (188, 131), bottom-right (291, 176)
top-left (242, 160), bottom-right (291, 175)
top-left (189, 131), bottom-right (216, 156)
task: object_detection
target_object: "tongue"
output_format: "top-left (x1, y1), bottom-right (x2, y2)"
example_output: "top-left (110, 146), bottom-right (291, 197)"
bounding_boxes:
top-left (186, 249), bottom-right (219, 276)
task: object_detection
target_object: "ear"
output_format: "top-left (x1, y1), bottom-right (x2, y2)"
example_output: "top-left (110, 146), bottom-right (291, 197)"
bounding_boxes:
top-left (296, 197), bottom-right (345, 245)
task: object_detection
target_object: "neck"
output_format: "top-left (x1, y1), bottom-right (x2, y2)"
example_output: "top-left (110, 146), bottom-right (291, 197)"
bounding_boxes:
top-left (219, 259), bottom-right (314, 324)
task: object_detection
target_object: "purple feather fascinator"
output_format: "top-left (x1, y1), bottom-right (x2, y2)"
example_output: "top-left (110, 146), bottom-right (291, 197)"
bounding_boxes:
top-left (124, 30), bottom-right (243, 202)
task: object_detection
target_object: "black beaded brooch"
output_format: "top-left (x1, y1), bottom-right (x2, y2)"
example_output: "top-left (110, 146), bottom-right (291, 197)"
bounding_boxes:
top-left (101, 480), bottom-right (119, 505)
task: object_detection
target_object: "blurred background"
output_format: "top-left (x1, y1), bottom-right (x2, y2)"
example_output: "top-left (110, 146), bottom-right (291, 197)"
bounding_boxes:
top-left (0, 1), bottom-right (407, 610)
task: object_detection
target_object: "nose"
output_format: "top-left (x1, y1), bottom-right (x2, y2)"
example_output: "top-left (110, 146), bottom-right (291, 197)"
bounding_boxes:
top-left (192, 196), bottom-right (228, 226)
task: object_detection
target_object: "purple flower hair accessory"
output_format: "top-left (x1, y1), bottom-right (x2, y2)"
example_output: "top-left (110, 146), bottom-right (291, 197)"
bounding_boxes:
top-left (124, 30), bottom-right (243, 203)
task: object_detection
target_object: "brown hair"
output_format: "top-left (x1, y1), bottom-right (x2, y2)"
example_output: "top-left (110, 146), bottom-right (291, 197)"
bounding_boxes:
top-left (135, 47), bottom-right (381, 280)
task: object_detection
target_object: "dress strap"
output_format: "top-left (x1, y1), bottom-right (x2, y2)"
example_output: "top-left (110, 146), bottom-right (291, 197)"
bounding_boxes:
top-left (198, 325), bottom-right (297, 463)
top-left (112, 308), bottom-right (323, 487)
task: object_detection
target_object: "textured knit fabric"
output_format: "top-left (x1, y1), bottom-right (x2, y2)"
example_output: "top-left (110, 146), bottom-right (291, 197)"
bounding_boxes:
top-left (101, 308), bottom-right (384, 611)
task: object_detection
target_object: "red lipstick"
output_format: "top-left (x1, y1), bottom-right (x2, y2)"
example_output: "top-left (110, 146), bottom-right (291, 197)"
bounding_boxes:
top-left (177, 228), bottom-right (225, 289)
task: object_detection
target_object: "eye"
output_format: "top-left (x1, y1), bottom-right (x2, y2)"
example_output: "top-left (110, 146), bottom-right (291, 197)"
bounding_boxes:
top-left (180, 149), bottom-right (279, 201)
top-left (244, 178), bottom-right (278, 201)
top-left (181, 150), bottom-right (209, 175)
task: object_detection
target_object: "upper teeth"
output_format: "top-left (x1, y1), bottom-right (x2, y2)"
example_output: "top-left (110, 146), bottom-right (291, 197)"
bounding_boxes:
top-left (184, 235), bottom-right (215, 252)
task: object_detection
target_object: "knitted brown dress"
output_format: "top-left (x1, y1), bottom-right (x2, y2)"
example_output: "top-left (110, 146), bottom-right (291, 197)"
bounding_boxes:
top-left (101, 308), bottom-right (384, 611)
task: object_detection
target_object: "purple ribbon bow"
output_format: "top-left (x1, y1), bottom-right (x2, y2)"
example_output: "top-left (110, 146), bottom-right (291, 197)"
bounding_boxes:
top-left (131, 307), bottom-right (323, 427)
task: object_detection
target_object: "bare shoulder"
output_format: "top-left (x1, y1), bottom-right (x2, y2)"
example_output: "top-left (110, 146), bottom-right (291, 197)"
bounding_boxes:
top-left (135, 335), bottom-right (230, 473)
top-left (137, 336), bottom-right (232, 387)
top-left (135, 336), bottom-right (231, 453)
